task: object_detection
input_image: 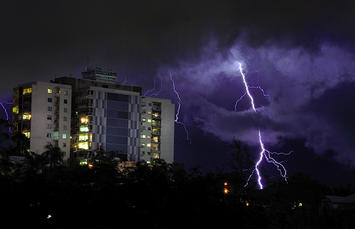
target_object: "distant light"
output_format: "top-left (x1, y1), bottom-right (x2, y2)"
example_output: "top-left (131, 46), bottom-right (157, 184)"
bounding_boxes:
top-left (298, 202), bottom-right (303, 207)
top-left (88, 163), bottom-right (93, 169)
top-left (224, 182), bottom-right (228, 186)
top-left (245, 201), bottom-right (250, 207)
top-left (224, 188), bottom-right (229, 194)
top-left (47, 214), bottom-right (52, 219)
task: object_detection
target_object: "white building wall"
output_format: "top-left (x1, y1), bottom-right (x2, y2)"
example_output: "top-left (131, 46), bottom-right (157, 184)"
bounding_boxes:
top-left (159, 99), bottom-right (175, 163)
top-left (29, 82), bottom-right (71, 160)
top-left (140, 97), bottom-right (175, 163)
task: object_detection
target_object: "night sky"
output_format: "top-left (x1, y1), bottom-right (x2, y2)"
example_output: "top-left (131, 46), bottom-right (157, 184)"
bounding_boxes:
top-left (1, 0), bottom-right (355, 185)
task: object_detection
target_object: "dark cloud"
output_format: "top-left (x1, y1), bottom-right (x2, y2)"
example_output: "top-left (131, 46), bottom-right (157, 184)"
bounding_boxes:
top-left (1, 0), bottom-right (355, 179)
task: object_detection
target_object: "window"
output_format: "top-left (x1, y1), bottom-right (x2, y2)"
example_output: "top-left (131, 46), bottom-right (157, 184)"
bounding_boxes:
top-left (63, 125), bottom-right (67, 130)
top-left (63, 143), bottom-right (66, 148)
top-left (48, 106), bottom-right (52, 111)
top-left (48, 98), bottom-right (52, 103)
top-left (78, 142), bottom-right (89, 150)
top-left (53, 131), bottom-right (59, 140)
top-left (47, 115), bottom-right (52, 120)
top-left (62, 89), bottom-right (68, 95)
top-left (146, 143), bottom-right (151, 148)
top-left (80, 125), bottom-right (89, 132)
top-left (147, 119), bottom-right (152, 123)
top-left (141, 134), bottom-right (146, 139)
top-left (46, 133), bottom-right (52, 138)
top-left (23, 88), bottom-right (32, 95)
top-left (141, 143), bottom-right (145, 147)
top-left (64, 99), bottom-right (68, 104)
top-left (22, 130), bottom-right (30, 138)
top-left (148, 111), bottom-right (152, 114)
top-left (48, 88), bottom-right (53, 94)
top-left (64, 116), bottom-right (67, 121)
top-left (64, 107), bottom-right (68, 113)
top-left (47, 124), bottom-right (52, 129)
top-left (62, 134), bottom-right (67, 139)
top-left (22, 113), bottom-right (32, 120)
top-left (142, 118), bottom-right (146, 122)
top-left (152, 136), bottom-right (159, 143)
top-left (13, 106), bottom-right (19, 114)
top-left (79, 133), bottom-right (89, 141)
top-left (80, 116), bottom-right (89, 124)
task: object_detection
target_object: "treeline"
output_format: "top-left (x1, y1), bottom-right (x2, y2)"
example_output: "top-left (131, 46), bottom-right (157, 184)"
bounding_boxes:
top-left (0, 154), bottom-right (354, 229)
top-left (0, 124), bottom-right (354, 228)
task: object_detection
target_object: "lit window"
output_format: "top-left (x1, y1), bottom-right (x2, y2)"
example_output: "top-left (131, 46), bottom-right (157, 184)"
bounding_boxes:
top-left (13, 106), bottom-right (19, 114)
top-left (62, 90), bottom-right (68, 95)
top-left (147, 135), bottom-right (151, 139)
top-left (147, 119), bottom-right (152, 123)
top-left (148, 111), bottom-right (152, 114)
top-left (79, 159), bottom-right (88, 166)
top-left (141, 134), bottom-right (146, 139)
top-left (142, 118), bottom-right (146, 122)
top-left (152, 136), bottom-right (159, 143)
top-left (62, 134), bottom-right (67, 139)
top-left (78, 142), bottom-right (89, 150)
top-left (147, 143), bottom-right (151, 148)
top-left (48, 88), bottom-right (53, 94)
top-left (153, 113), bottom-right (159, 117)
top-left (53, 131), bottom-right (59, 140)
top-left (152, 153), bottom-right (159, 159)
top-left (141, 143), bottom-right (145, 147)
top-left (80, 125), bottom-right (89, 132)
top-left (23, 88), bottom-right (32, 95)
top-left (80, 116), bottom-right (89, 124)
top-left (22, 113), bottom-right (32, 120)
top-left (78, 133), bottom-right (89, 141)
top-left (22, 130), bottom-right (30, 138)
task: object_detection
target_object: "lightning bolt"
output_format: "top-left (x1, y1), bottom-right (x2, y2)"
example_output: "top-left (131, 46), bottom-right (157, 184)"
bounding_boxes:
top-left (0, 101), bottom-right (12, 133)
top-left (143, 78), bottom-right (157, 96)
top-left (236, 62), bottom-right (289, 189)
top-left (151, 78), bottom-right (163, 97)
top-left (170, 72), bottom-right (190, 143)
top-left (234, 87), bottom-right (269, 111)
top-left (143, 78), bottom-right (163, 97)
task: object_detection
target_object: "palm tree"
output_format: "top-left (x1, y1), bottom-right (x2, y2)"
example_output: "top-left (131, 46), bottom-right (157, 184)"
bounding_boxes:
top-left (43, 144), bottom-right (64, 168)
top-left (11, 132), bottom-right (30, 156)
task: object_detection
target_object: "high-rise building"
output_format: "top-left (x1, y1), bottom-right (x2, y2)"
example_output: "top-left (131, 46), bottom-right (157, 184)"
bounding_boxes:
top-left (140, 97), bottom-right (174, 163)
top-left (54, 72), bottom-right (142, 161)
top-left (13, 82), bottom-right (72, 159)
top-left (12, 68), bottom-right (175, 163)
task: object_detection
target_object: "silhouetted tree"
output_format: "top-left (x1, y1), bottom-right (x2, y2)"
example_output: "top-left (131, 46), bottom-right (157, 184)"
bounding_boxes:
top-left (42, 144), bottom-right (64, 168)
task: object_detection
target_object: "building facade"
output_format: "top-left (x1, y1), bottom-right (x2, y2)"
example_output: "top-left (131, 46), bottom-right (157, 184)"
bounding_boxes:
top-left (13, 82), bottom-right (72, 159)
top-left (12, 68), bottom-right (175, 163)
top-left (140, 97), bottom-right (175, 163)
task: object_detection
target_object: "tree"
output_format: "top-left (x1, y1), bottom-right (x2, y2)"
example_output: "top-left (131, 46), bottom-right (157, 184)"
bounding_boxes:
top-left (42, 144), bottom-right (64, 168)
